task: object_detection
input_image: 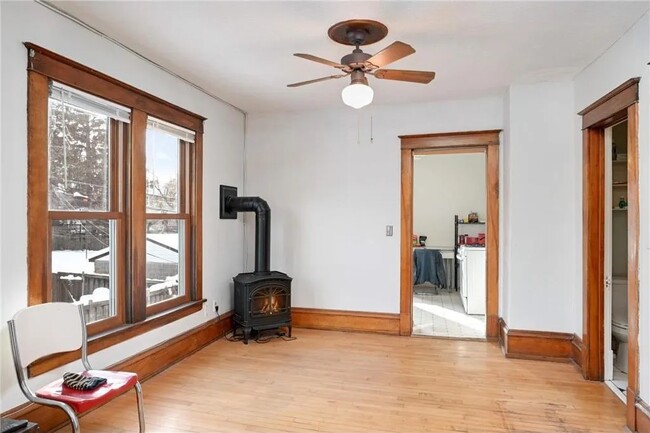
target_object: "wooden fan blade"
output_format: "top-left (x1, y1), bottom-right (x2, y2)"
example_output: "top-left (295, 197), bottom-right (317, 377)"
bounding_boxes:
top-left (366, 42), bottom-right (415, 68)
top-left (294, 53), bottom-right (345, 69)
top-left (373, 69), bottom-right (436, 84)
top-left (287, 74), bottom-right (348, 88)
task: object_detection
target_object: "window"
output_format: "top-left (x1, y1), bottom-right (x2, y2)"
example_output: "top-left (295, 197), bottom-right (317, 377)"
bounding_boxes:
top-left (26, 43), bottom-right (205, 372)
top-left (144, 119), bottom-right (194, 314)
top-left (47, 83), bottom-right (127, 334)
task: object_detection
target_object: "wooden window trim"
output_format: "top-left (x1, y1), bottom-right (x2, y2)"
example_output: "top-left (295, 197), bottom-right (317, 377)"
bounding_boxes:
top-left (128, 109), bottom-right (148, 322)
top-left (25, 43), bottom-right (205, 133)
top-left (26, 44), bottom-right (205, 376)
top-left (192, 134), bottom-right (204, 301)
top-left (27, 72), bottom-right (50, 307)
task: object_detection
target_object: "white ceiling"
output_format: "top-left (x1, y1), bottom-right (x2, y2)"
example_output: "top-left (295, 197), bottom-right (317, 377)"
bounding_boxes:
top-left (50, 1), bottom-right (649, 113)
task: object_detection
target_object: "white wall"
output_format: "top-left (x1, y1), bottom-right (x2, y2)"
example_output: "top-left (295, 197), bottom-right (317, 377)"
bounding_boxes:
top-left (500, 81), bottom-right (579, 333)
top-left (574, 11), bottom-right (650, 403)
top-left (245, 10), bottom-right (649, 402)
top-left (0, 2), bottom-right (245, 410)
top-left (244, 96), bottom-right (502, 313)
top-left (413, 153), bottom-right (486, 248)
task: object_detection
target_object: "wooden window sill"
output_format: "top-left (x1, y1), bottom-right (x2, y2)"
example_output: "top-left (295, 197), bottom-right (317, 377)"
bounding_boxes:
top-left (28, 299), bottom-right (206, 377)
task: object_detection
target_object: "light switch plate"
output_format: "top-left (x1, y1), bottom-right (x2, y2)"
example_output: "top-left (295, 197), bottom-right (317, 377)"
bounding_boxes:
top-left (386, 225), bottom-right (393, 236)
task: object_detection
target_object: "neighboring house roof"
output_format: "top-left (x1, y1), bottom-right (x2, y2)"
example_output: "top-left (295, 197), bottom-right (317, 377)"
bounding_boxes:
top-left (88, 234), bottom-right (178, 263)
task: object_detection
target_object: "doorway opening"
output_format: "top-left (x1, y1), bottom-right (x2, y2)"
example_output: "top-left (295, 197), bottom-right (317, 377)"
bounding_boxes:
top-left (400, 130), bottom-right (500, 339)
top-left (604, 120), bottom-right (629, 401)
top-left (412, 151), bottom-right (487, 338)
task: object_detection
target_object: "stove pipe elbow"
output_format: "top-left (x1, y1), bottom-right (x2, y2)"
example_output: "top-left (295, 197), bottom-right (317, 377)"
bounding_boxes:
top-left (225, 196), bottom-right (271, 274)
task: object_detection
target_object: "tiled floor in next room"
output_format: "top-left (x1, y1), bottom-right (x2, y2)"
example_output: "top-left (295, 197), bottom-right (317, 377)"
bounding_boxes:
top-left (413, 284), bottom-right (486, 338)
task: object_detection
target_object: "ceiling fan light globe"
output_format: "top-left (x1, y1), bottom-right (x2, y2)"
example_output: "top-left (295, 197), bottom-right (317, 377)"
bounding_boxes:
top-left (341, 83), bottom-right (374, 109)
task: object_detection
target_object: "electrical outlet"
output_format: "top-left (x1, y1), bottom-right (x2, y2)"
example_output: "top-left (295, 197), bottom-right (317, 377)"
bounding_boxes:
top-left (213, 301), bottom-right (219, 314)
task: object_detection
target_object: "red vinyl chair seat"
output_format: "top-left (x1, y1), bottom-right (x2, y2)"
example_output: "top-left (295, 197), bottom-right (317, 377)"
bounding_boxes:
top-left (35, 370), bottom-right (138, 414)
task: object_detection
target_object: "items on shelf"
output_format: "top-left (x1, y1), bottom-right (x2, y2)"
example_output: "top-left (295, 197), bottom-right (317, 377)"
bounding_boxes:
top-left (413, 235), bottom-right (429, 247)
top-left (462, 234), bottom-right (485, 247)
top-left (618, 196), bottom-right (628, 209)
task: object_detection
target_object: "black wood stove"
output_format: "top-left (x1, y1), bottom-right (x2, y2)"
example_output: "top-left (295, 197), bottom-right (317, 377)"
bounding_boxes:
top-left (220, 186), bottom-right (292, 344)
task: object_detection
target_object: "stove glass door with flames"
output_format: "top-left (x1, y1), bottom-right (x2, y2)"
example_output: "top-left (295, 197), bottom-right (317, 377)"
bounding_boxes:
top-left (250, 285), bottom-right (289, 317)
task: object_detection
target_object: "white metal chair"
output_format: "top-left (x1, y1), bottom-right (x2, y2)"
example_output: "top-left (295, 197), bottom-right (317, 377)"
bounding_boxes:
top-left (8, 302), bottom-right (145, 432)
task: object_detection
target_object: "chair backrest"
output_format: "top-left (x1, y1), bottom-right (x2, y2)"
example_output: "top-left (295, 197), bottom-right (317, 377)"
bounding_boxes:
top-left (10, 302), bottom-right (84, 369)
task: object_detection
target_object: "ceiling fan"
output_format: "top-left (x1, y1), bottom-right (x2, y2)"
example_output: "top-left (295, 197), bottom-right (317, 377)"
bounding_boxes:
top-left (288, 19), bottom-right (436, 109)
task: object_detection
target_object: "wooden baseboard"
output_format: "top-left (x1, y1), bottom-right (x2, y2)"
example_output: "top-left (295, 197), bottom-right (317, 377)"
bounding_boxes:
top-left (571, 334), bottom-right (584, 368)
top-left (635, 398), bottom-right (650, 433)
top-left (498, 318), bottom-right (583, 365)
top-left (1, 312), bottom-right (234, 433)
top-left (292, 307), bottom-right (400, 335)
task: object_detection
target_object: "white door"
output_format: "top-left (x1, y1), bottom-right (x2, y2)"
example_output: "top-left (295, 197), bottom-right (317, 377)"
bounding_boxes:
top-left (604, 126), bottom-right (614, 382)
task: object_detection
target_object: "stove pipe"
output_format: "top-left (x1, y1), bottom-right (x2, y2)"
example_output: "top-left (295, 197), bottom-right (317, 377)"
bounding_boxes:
top-left (226, 196), bottom-right (271, 274)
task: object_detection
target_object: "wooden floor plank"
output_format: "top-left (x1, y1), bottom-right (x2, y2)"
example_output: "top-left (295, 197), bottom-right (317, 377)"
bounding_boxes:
top-left (54, 329), bottom-right (625, 433)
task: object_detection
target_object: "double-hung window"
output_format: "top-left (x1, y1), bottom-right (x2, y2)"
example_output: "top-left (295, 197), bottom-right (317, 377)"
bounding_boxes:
top-left (144, 118), bottom-right (194, 315)
top-left (26, 43), bottom-right (205, 374)
top-left (47, 82), bottom-right (129, 334)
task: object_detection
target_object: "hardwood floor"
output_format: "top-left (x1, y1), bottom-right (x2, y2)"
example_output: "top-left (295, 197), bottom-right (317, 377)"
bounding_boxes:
top-left (55, 329), bottom-right (625, 433)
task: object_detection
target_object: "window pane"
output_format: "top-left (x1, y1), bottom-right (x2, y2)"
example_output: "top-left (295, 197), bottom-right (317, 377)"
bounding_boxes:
top-left (51, 219), bottom-right (117, 324)
top-left (146, 128), bottom-right (179, 213)
top-left (146, 219), bottom-right (185, 306)
top-left (48, 98), bottom-right (111, 211)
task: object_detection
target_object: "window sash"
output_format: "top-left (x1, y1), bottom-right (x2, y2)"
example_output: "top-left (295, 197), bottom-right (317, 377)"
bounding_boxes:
top-left (48, 214), bottom-right (125, 335)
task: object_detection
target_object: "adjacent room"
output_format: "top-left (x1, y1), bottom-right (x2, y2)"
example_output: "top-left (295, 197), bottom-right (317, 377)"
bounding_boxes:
top-left (412, 151), bottom-right (487, 339)
top-left (1, 1), bottom-right (649, 432)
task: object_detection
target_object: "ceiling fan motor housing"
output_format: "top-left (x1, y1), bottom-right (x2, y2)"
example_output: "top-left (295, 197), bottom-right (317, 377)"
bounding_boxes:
top-left (341, 50), bottom-right (372, 70)
top-left (349, 70), bottom-right (369, 86)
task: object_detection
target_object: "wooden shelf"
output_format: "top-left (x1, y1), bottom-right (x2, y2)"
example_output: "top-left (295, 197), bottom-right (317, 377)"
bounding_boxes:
top-left (457, 221), bottom-right (485, 225)
top-left (612, 208), bottom-right (628, 211)
top-left (612, 183), bottom-right (628, 187)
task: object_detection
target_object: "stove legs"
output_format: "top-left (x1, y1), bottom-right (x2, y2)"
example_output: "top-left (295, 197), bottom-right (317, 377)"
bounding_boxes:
top-left (243, 326), bottom-right (252, 344)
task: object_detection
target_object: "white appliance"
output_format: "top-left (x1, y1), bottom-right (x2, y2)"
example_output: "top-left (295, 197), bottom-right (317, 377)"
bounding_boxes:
top-left (457, 246), bottom-right (486, 315)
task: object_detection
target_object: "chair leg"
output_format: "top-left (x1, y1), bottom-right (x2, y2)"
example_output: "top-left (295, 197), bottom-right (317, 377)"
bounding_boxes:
top-left (135, 381), bottom-right (145, 432)
top-left (60, 403), bottom-right (81, 433)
